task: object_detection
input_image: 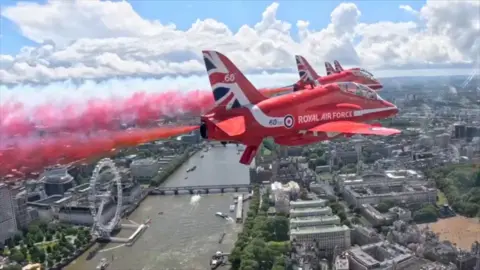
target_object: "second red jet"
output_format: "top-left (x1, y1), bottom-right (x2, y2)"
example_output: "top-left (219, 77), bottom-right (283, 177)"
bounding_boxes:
top-left (199, 51), bottom-right (400, 165)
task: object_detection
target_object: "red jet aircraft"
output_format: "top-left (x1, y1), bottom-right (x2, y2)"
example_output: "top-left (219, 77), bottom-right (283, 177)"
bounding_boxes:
top-left (295, 55), bottom-right (383, 90)
top-left (259, 56), bottom-right (382, 98)
top-left (199, 50), bottom-right (400, 165)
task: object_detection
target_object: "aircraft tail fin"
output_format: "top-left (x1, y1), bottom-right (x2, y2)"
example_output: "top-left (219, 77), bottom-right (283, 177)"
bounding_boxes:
top-left (325, 62), bottom-right (336, 75)
top-left (295, 55), bottom-right (320, 84)
top-left (202, 50), bottom-right (267, 110)
top-left (333, 60), bottom-right (344, 72)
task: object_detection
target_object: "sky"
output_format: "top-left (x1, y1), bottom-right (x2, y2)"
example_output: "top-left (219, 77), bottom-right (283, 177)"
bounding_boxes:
top-left (0, 0), bottom-right (479, 105)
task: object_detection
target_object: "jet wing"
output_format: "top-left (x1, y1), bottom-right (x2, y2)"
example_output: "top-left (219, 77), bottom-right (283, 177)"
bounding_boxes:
top-left (308, 121), bottom-right (400, 136)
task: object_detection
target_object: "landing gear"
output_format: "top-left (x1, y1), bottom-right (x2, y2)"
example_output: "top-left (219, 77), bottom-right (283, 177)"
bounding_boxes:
top-left (221, 141), bottom-right (227, 147)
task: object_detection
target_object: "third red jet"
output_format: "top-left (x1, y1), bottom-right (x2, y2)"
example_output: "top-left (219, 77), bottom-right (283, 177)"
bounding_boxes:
top-left (294, 55), bottom-right (383, 90)
top-left (198, 50), bottom-right (400, 165)
top-left (261, 56), bottom-right (382, 97)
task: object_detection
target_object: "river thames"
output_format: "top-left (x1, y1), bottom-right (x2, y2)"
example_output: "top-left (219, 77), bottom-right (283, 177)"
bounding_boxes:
top-left (67, 144), bottom-right (250, 270)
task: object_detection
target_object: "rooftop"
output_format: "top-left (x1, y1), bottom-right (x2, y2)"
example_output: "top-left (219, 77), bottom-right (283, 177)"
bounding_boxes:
top-left (289, 206), bottom-right (332, 214)
top-left (290, 199), bottom-right (327, 207)
top-left (290, 225), bottom-right (350, 235)
top-left (131, 158), bottom-right (158, 166)
top-left (290, 215), bottom-right (340, 224)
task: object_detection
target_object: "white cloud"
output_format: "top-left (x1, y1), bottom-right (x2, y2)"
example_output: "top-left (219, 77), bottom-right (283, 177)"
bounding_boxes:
top-left (0, 0), bottom-right (479, 89)
top-left (399, 5), bottom-right (419, 16)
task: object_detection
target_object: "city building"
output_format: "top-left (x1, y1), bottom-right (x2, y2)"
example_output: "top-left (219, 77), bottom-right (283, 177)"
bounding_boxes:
top-left (28, 195), bottom-right (117, 226)
top-left (346, 241), bottom-right (417, 270)
top-left (290, 215), bottom-right (341, 228)
top-left (351, 225), bottom-right (382, 246)
top-left (289, 199), bottom-right (351, 256)
top-left (290, 207), bottom-right (332, 218)
top-left (335, 169), bottom-right (425, 193)
top-left (388, 206), bottom-right (412, 222)
top-left (39, 166), bottom-right (75, 196)
top-left (13, 190), bottom-right (29, 229)
top-left (271, 181), bottom-right (300, 214)
top-left (0, 184), bottom-right (17, 246)
top-left (334, 253), bottom-right (349, 270)
top-left (130, 158), bottom-right (161, 182)
top-left (290, 199), bottom-right (327, 209)
top-left (361, 203), bottom-right (393, 226)
top-left (289, 225), bottom-right (351, 253)
top-left (344, 183), bottom-right (436, 208)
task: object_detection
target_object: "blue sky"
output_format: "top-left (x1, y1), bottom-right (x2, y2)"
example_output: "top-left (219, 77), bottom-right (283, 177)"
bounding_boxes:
top-left (0, 0), bottom-right (426, 55)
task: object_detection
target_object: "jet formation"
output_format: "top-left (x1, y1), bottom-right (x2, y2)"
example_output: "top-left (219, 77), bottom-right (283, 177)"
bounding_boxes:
top-left (261, 56), bottom-right (382, 98)
top-left (194, 50), bottom-right (400, 165)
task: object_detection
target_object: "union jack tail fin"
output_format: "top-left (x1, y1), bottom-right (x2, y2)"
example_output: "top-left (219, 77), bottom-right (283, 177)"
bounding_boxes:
top-left (333, 60), bottom-right (344, 72)
top-left (202, 50), bottom-right (267, 110)
top-left (325, 62), bottom-right (336, 75)
top-left (295, 55), bottom-right (320, 84)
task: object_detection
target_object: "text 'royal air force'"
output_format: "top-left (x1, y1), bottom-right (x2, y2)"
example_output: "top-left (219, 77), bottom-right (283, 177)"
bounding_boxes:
top-left (298, 111), bottom-right (353, 124)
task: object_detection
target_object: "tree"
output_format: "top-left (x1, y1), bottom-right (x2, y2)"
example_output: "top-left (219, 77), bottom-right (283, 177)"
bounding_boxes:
top-left (4, 265), bottom-right (22, 270)
top-left (6, 238), bottom-right (14, 249)
top-left (27, 224), bottom-right (40, 235)
top-left (9, 251), bottom-right (25, 263)
top-left (13, 234), bottom-right (23, 245)
top-left (45, 233), bottom-right (52, 242)
top-left (229, 246), bottom-right (242, 269)
top-left (239, 259), bottom-right (259, 270)
top-left (338, 211), bottom-right (347, 221)
top-left (268, 216), bottom-right (290, 241)
top-left (38, 251), bottom-right (46, 263)
top-left (35, 232), bottom-right (44, 243)
top-left (46, 245), bottom-right (53, 254)
top-left (376, 202), bottom-right (391, 213)
top-left (413, 205), bottom-right (438, 223)
top-left (342, 219), bottom-right (351, 227)
top-left (351, 217), bottom-right (361, 224)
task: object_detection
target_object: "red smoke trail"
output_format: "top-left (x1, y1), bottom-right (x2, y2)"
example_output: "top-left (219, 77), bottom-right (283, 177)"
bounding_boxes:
top-left (0, 86), bottom-right (291, 137)
top-left (0, 86), bottom-right (292, 178)
top-left (1, 90), bottom-right (214, 137)
top-left (0, 126), bottom-right (198, 178)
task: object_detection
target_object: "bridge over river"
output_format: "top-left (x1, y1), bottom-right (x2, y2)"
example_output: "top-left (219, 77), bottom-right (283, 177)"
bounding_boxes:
top-left (150, 184), bottom-right (252, 195)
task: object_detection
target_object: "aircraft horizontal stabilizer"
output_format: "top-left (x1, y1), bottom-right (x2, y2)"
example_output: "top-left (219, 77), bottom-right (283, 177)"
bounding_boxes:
top-left (336, 103), bottom-right (362, 110)
top-left (215, 116), bottom-right (246, 137)
top-left (309, 121), bottom-right (401, 136)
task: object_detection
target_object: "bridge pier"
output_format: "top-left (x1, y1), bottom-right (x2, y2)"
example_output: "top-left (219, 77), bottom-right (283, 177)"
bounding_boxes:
top-left (174, 190), bottom-right (179, 195)
top-left (248, 187), bottom-right (252, 193)
top-left (234, 187), bottom-right (239, 192)
top-left (220, 188), bottom-right (224, 193)
top-left (189, 189), bottom-right (194, 195)
top-left (160, 191), bottom-right (165, 195)
top-left (204, 189), bottom-right (209, 194)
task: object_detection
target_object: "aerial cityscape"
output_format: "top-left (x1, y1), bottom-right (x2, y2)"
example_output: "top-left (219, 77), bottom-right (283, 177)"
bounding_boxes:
top-left (1, 0), bottom-right (479, 270)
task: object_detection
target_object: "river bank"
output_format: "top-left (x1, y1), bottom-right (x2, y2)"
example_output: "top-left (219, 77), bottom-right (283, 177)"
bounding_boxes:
top-left (66, 145), bottom-right (249, 270)
top-left (149, 146), bottom-right (199, 187)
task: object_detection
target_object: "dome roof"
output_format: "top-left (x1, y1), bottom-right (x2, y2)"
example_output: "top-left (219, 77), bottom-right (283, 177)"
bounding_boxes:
top-left (39, 166), bottom-right (73, 184)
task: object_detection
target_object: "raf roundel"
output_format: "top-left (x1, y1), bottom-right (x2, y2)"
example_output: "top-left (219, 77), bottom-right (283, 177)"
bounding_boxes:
top-left (284, 115), bottom-right (294, 129)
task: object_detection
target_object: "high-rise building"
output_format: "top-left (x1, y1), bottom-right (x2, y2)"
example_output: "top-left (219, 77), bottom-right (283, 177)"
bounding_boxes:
top-left (39, 166), bottom-right (75, 196)
top-left (0, 184), bottom-right (18, 245)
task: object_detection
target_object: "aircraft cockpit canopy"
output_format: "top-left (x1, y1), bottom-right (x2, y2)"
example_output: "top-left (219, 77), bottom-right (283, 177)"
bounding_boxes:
top-left (352, 68), bottom-right (375, 80)
top-left (337, 82), bottom-right (377, 100)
